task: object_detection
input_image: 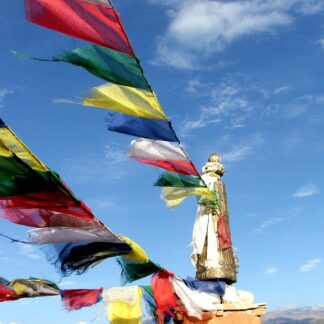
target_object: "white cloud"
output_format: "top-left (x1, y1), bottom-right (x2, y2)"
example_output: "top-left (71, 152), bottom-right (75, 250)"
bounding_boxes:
top-left (298, 0), bottom-right (324, 14)
top-left (293, 184), bottom-right (319, 197)
top-left (153, 0), bottom-right (295, 69)
top-left (221, 133), bottom-right (263, 163)
top-left (299, 259), bottom-right (321, 272)
top-left (64, 142), bottom-right (128, 183)
top-left (75, 322), bottom-right (87, 324)
top-left (180, 78), bottom-right (255, 136)
top-left (319, 38), bottom-right (324, 49)
top-left (17, 243), bottom-right (40, 260)
top-left (265, 267), bottom-right (278, 275)
top-left (151, 0), bottom-right (324, 69)
top-left (257, 206), bottom-right (304, 231)
top-left (0, 88), bottom-right (14, 109)
top-left (274, 86), bottom-right (291, 94)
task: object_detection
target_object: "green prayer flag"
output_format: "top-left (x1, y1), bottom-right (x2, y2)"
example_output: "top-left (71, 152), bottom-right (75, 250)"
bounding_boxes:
top-left (154, 172), bottom-right (205, 188)
top-left (13, 45), bottom-right (151, 90)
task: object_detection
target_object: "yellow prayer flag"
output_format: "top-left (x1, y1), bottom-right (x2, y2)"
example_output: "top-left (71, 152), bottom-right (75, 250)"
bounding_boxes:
top-left (120, 235), bottom-right (149, 263)
top-left (0, 127), bottom-right (48, 171)
top-left (83, 84), bottom-right (168, 120)
top-left (107, 287), bottom-right (142, 324)
top-left (162, 187), bottom-right (214, 208)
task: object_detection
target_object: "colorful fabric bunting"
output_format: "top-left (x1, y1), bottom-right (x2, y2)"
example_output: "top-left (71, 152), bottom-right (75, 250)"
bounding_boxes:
top-left (104, 286), bottom-right (143, 324)
top-left (116, 236), bottom-right (162, 284)
top-left (0, 119), bottom-right (96, 227)
top-left (106, 112), bottom-right (178, 142)
top-left (14, 45), bottom-right (150, 90)
top-left (151, 270), bottom-right (180, 323)
top-left (9, 278), bottom-right (60, 297)
top-left (155, 173), bottom-right (205, 188)
top-left (25, 0), bottom-right (134, 56)
top-left (84, 84), bottom-right (167, 120)
top-left (61, 288), bottom-right (103, 310)
top-left (161, 187), bottom-right (214, 208)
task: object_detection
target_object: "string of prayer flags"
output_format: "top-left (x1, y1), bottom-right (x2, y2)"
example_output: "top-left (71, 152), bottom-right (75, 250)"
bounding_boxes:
top-left (13, 46), bottom-right (150, 90)
top-left (106, 112), bottom-right (178, 142)
top-left (22, 0), bottom-right (211, 209)
top-left (0, 119), bottom-right (132, 277)
top-left (25, 0), bottom-right (135, 55)
top-left (104, 286), bottom-right (143, 324)
top-left (61, 288), bottom-right (103, 311)
top-left (0, 119), bottom-right (96, 228)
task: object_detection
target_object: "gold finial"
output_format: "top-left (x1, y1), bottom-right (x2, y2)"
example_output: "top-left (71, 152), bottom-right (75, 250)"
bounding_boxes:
top-left (208, 153), bottom-right (221, 163)
top-left (202, 153), bottom-right (225, 177)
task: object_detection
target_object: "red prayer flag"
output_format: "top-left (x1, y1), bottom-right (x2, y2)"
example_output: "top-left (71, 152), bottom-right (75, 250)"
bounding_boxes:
top-left (61, 288), bottom-right (103, 310)
top-left (0, 283), bottom-right (20, 303)
top-left (217, 212), bottom-right (233, 250)
top-left (151, 270), bottom-right (180, 324)
top-left (138, 159), bottom-right (200, 176)
top-left (25, 0), bottom-right (134, 56)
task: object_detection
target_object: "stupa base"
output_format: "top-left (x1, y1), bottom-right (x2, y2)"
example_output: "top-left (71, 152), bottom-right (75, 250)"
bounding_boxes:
top-left (176, 303), bottom-right (267, 323)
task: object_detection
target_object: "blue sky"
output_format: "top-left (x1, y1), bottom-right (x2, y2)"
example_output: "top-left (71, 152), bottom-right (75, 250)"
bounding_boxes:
top-left (1, 0), bottom-right (324, 323)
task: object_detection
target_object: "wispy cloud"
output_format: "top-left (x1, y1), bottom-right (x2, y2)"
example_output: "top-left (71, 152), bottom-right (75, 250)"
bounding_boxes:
top-left (293, 184), bottom-right (319, 197)
top-left (0, 88), bottom-right (14, 109)
top-left (221, 133), bottom-right (263, 163)
top-left (17, 243), bottom-right (40, 260)
top-left (150, 0), bottom-right (324, 69)
top-left (257, 206), bottom-right (304, 232)
top-left (319, 38), bottom-right (324, 49)
top-left (265, 267), bottom-right (278, 275)
top-left (180, 78), bottom-right (255, 136)
top-left (299, 259), bottom-right (321, 272)
top-left (64, 142), bottom-right (129, 184)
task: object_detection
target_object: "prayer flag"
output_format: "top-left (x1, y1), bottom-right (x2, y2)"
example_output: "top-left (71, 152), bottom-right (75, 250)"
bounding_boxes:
top-left (0, 283), bottom-right (20, 302)
top-left (61, 288), bottom-right (103, 310)
top-left (104, 286), bottom-right (143, 323)
top-left (151, 270), bottom-right (180, 323)
top-left (14, 46), bottom-right (150, 90)
top-left (25, 0), bottom-right (134, 56)
top-left (161, 187), bottom-right (214, 208)
top-left (84, 84), bottom-right (167, 120)
top-left (9, 278), bottom-right (60, 297)
top-left (155, 172), bottom-right (205, 188)
top-left (116, 236), bottom-right (162, 284)
top-left (106, 112), bottom-right (178, 142)
top-left (129, 139), bottom-right (188, 161)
